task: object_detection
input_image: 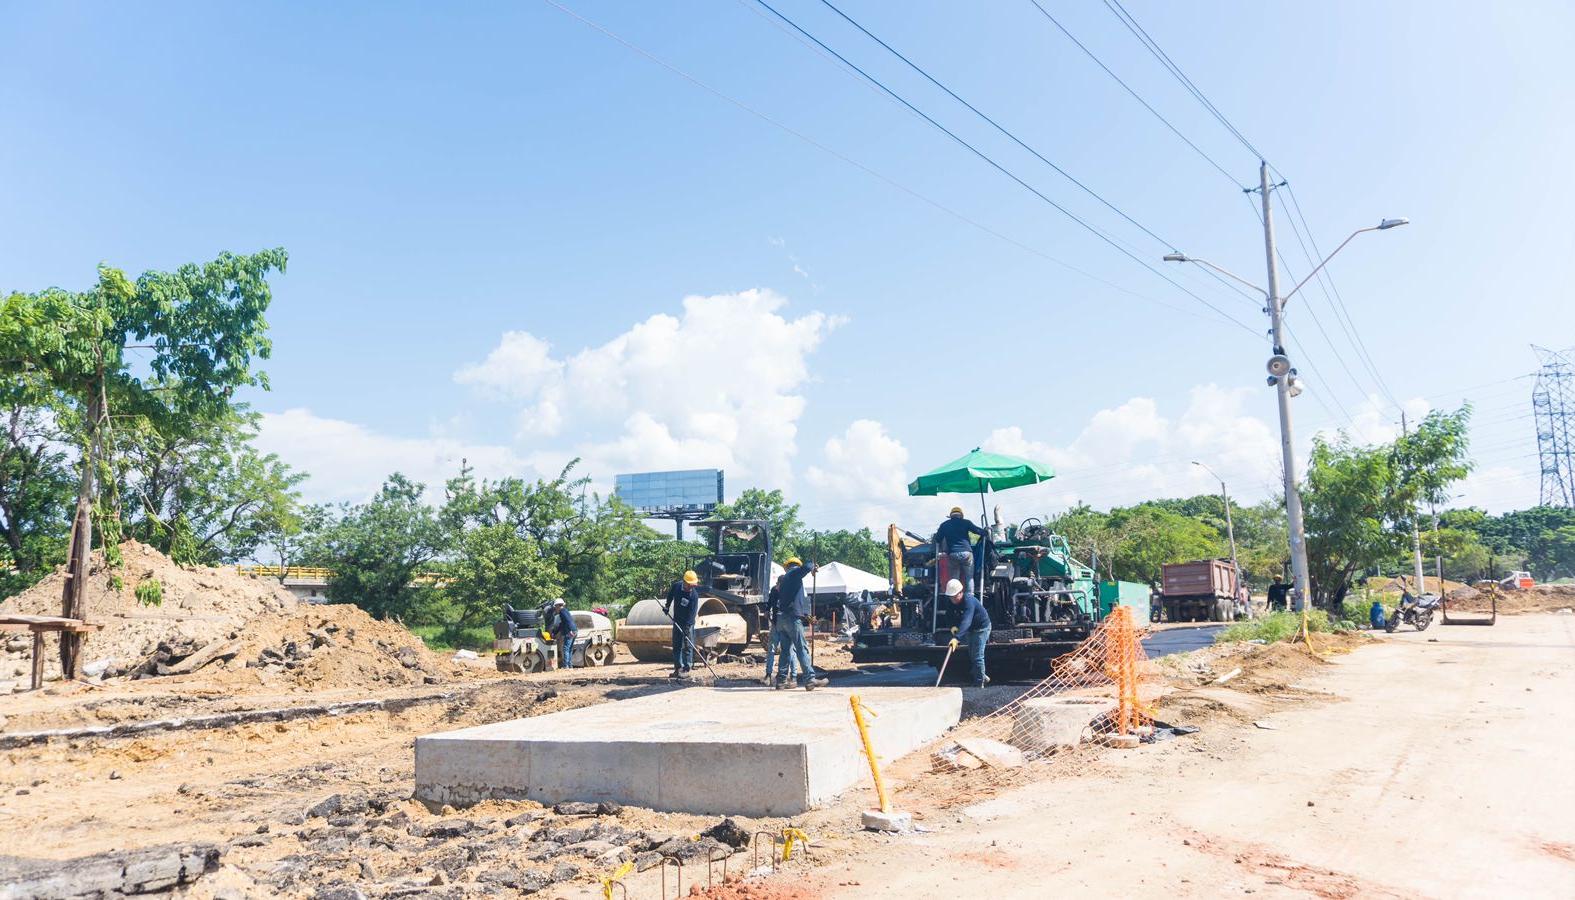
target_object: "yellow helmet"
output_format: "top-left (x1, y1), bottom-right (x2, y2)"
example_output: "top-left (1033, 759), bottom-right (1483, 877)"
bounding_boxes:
top-left (949, 506), bottom-right (964, 517)
top-left (784, 556), bottom-right (803, 568)
top-left (682, 570), bottom-right (699, 586)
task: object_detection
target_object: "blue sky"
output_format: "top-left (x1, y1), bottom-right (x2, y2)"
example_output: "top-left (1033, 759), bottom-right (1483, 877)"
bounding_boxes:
top-left (3, 1), bottom-right (1569, 527)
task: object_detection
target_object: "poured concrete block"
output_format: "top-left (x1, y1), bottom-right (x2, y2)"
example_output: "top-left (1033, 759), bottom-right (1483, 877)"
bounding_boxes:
top-left (1009, 696), bottom-right (1116, 750)
top-left (415, 686), bottom-right (960, 817)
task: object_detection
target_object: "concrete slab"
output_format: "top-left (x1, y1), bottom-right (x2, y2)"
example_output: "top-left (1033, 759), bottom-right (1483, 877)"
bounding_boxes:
top-left (414, 686), bottom-right (961, 817)
top-left (1009, 696), bottom-right (1115, 750)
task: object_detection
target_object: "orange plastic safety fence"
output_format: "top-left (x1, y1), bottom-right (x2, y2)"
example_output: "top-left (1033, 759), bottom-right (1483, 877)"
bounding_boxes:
top-left (931, 607), bottom-right (1158, 768)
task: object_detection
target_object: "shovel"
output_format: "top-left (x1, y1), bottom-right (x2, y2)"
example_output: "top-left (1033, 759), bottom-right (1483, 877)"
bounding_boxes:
top-left (934, 638), bottom-right (959, 687)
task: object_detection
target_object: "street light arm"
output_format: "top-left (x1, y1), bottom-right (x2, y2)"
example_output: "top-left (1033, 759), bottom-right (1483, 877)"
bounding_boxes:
top-left (1165, 255), bottom-right (1266, 296)
top-left (1279, 226), bottom-right (1379, 307)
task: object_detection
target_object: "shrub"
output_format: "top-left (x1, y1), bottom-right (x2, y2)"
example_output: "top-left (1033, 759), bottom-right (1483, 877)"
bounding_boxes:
top-left (1215, 609), bottom-right (1331, 644)
top-left (134, 577), bottom-right (163, 607)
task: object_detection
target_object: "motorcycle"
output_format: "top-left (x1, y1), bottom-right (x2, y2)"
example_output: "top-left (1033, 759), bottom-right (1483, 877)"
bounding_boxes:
top-left (1385, 591), bottom-right (1441, 632)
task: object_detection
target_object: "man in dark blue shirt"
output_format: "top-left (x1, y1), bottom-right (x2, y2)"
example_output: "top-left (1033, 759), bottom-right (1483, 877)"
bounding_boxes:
top-left (772, 558), bottom-right (828, 690)
top-left (548, 598), bottom-right (578, 670)
top-left (946, 578), bottom-right (992, 687)
top-left (935, 507), bottom-right (987, 593)
top-left (665, 570), bottom-right (700, 678)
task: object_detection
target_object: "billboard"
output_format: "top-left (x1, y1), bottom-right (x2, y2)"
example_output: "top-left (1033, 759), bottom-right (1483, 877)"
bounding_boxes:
top-left (614, 469), bottom-right (724, 513)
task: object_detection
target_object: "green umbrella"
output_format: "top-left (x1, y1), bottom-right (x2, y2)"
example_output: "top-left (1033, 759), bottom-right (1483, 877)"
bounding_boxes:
top-left (907, 448), bottom-right (1055, 497)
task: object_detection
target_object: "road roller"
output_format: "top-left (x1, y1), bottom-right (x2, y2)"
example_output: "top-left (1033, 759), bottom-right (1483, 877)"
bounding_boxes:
top-left (615, 596), bottom-right (749, 662)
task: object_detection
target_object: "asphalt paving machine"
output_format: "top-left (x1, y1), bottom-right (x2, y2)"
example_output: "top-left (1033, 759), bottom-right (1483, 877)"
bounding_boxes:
top-left (851, 517), bottom-right (1149, 679)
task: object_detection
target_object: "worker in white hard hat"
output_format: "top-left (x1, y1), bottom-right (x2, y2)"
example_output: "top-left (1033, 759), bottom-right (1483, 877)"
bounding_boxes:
top-left (548, 598), bottom-right (578, 670)
top-left (935, 507), bottom-right (987, 595)
top-left (946, 578), bottom-right (991, 688)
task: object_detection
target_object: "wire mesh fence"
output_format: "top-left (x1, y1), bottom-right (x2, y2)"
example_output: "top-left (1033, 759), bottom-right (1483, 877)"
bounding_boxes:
top-left (931, 606), bottom-right (1161, 769)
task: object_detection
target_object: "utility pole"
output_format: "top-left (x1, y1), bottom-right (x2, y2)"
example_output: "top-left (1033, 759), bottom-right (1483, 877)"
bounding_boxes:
top-left (1401, 411), bottom-right (1427, 595)
top-left (1258, 161), bottom-right (1311, 611)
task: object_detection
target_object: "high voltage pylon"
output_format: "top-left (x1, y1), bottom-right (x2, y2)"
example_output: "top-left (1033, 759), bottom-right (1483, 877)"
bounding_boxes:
top-left (1532, 346), bottom-right (1575, 507)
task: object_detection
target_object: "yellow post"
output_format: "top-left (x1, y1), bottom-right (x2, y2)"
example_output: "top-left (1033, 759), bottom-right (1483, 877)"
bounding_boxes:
top-left (848, 694), bottom-right (890, 814)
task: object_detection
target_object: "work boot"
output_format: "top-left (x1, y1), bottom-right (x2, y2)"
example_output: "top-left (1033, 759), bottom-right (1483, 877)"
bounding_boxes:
top-left (772, 679), bottom-right (789, 691)
top-left (802, 680), bottom-right (817, 692)
top-left (668, 669), bottom-right (681, 679)
top-left (808, 675), bottom-right (829, 688)
top-left (760, 675), bottom-right (774, 686)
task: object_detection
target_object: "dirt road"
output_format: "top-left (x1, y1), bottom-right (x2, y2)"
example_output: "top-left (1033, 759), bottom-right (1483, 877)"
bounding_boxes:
top-left (755, 613), bottom-right (1575, 898)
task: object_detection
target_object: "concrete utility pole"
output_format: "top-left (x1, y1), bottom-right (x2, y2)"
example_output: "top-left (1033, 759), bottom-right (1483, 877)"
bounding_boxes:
top-left (1163, 174), bottom-right (1406, 615)
top-left (1193, 461), bottom-right (1239, 579)
top-left (1402, 412), bottom-right (1427, 595)
top-left (1258, 161), bottom-right (1312, 612)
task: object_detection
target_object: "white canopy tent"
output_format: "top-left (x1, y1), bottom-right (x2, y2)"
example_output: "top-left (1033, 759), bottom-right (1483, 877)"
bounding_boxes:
top-left (805, 561), bottom-right (891, 596)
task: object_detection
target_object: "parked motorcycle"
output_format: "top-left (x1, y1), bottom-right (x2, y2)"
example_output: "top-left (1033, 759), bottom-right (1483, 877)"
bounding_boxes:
top-left (1386, 591), bottom-right (1441, 632)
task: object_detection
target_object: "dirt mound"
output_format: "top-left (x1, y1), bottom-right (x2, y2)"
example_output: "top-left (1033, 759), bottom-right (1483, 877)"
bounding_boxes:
top-left (202, 603), bottom-right (483, 692)
top-left (1, 541), bottom-right (297, 684)
top-left (1443, 583), bottom-right (1575, 614)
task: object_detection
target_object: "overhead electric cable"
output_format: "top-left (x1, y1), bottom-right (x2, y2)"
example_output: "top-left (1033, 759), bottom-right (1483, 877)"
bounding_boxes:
top-left (750, 0), bottom-right (1259, 333)
top-left (1101, 0), bottom-right (1265, 160)
top-left (540, 0), bottom-right (1224, 324)
top-left (1023, 0), bottom-right (1245, 188)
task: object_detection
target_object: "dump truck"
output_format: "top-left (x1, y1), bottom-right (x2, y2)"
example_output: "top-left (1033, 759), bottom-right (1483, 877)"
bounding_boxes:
top-left (1157, 559), bottom-right (1239, 622)
top-left (851, 518), bottom-right (1149, 679)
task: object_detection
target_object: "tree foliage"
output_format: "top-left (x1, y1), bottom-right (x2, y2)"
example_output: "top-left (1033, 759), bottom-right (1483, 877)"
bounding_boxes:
top-left (313, 474), bottom-right (448, 621)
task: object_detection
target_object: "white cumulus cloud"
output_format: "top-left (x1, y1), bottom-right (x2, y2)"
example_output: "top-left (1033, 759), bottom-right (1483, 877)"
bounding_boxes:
top-left (455, 288), bottom-right (838, 488)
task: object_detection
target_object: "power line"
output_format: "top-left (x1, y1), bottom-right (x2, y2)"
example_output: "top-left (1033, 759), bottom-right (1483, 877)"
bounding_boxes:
top-left (1277, 179), bottom-right (1403, 410)
top-left (749, 0), bottom-right (1259, 334)
top-left (1023, 0), bottom-right (1245, 189)
top-left (1101, 0), bottom-right (1265, 160)
top-left (540, 0), bottom-right (1230, 326)
top-left (814, 0), bottom-right (1184, 250)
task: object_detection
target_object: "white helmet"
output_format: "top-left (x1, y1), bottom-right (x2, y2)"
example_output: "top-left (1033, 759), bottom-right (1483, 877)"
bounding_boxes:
top-left (552, 598), bottom-right (566, 607)
top-left (944, 579), bottom-right (964, 597)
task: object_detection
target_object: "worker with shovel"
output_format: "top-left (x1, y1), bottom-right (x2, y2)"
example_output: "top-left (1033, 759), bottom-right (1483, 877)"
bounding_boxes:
top-left (774, 557), bottom-right (828, 691)
top-left (664, 570), bottom-right (700, 679)
top-left (946, 578), bottom-right (991, 688)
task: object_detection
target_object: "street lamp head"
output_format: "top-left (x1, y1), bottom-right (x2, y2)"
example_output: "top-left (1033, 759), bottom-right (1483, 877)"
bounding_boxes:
top-left (1162, 252), bottom-right (1188, 262)
top-left (1377, 217), bottom-right (1410, 230)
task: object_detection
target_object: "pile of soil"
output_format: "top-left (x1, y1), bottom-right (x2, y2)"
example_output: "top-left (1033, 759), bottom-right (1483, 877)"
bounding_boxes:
top-left (1444, 583), bottom-right (1575, 614)
top-left (0, 541), bottom-right (296, 684)
top-left (205, 603), bottom-right (481, 692)
top-left (0, 541), bottom-right (484, 694)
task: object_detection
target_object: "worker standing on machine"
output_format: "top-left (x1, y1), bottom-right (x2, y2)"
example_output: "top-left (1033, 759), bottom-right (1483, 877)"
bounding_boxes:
top-left (774, 557), bottom-right (828, 691)
top-left (664, 570), bottom-right (700, 679)
top-left (946, 578), bottom-right (992, 688)
top-left (935, 507), bottom-right (987, 593)
top-left (548, 598), bottom-right (578, 670)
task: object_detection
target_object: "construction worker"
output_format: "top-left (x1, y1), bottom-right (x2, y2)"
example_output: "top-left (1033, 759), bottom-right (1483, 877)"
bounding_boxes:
top-left (934, 507), bottom-right (987, 592)
top-left (665, 570), bottom-right (700, 679)
top-left (548, 598), bottom-right (577, 670)
top-left (761, 582), bottom-right (797, 686)
top-left (946, 578), bottom-right (991, 688)
top-left (1267, 576), bottom-right (1289, 612)
top-left (773, 557), bottom-right (827, 690)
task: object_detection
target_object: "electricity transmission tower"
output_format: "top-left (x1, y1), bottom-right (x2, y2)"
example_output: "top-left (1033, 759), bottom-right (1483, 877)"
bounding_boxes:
top-left (1533, 346), bottom-right (1575, 507)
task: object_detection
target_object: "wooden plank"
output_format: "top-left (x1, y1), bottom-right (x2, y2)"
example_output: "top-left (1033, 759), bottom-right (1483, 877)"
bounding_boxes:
top-left (0, 613), bottom-right (84, 626)
top-left (31, 631), bottom-right (44, 690)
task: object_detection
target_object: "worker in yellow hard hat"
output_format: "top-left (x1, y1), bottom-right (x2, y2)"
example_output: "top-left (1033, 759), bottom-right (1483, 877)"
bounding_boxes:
top-left (772, 557), bottom-right (826, 690)
top-left (935, 507), bottom-right (987, 594)
top-left (664, 570), bottom-right (701, 679)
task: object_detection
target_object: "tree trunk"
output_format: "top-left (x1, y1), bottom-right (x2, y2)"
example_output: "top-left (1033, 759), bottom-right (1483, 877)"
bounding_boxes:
top-left (58, 389), bottom-right (100, 679)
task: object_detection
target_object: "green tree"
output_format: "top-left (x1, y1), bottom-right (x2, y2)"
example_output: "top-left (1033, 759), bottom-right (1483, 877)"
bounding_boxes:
top-left (0, 378), bottom-right (74, 594)
top-left (1302, 436), bottom-right (1408, 609)
top-left (1101, 504), bottom-right (1222, 584)
top-left (713, 488), bottom-right (803, 556)
top-left (437, 523), bottom-right (562, 646)
top-left (317, 474), bottom-right (448, 621)
top-left (0, 251), bottom-right (286, 659)
top-left (115, 405), bottom-right (304, 564)
top-left (795, 527), bottom-right (888, 576)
